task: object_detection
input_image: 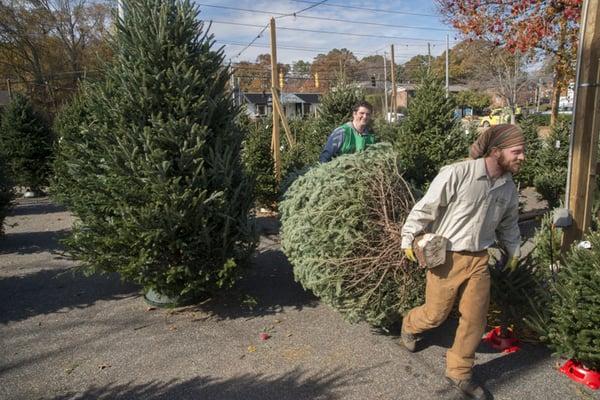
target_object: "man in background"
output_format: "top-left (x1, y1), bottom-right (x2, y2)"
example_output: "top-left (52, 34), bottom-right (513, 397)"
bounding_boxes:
top-left (319, 101), bottom-right (375, 163)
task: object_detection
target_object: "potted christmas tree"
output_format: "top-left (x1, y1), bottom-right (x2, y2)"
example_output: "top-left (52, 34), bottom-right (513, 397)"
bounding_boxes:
top-left (546, 231), bottom-right (600, 390)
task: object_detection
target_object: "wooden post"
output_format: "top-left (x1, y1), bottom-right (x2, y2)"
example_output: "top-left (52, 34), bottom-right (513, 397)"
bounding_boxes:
top-left (271, 89), bottom-right (295, 148)
top-left (270, 17), bottom-right (281, 183)
top-left (445, 35), bottom-right (450, 98)
top-left (428, 42), bottom-right (432, 71)
top-left (383, 52), bottom-right (388, 118)
top-left (390, 45), bottom-right (397, 114)
top-left (563, 0), bottom-right (600, 248)
top-left (6, 79), bottom-right (12, 99)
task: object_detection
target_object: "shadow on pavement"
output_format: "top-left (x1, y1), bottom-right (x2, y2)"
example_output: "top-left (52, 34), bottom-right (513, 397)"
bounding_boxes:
top-left (0, 268), bottom-right (139, 324)
top-left (0, 229), bottom-right (70, 255)
top-left (8, 201), bottom-right (67, 217)
top-left (406, 318), bottom-right (499, 355)
top-left (48, 367), bottom-right (361, 400)
top-left (187, 214), bottom-right (319, 320)
top-left (199, 248), bottom-right (319, 320)
top-left (474, 343), bottom-right (554, 390)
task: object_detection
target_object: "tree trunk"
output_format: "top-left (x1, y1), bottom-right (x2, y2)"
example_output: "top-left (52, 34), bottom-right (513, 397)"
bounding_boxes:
top-left (550, 75), bottom-right (562, 127)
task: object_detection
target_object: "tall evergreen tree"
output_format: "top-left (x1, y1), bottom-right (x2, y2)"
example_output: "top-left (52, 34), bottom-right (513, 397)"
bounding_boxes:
top-left (394, 72), bottom-right (473, 188)
top-left (0, 94), bottom-right (53, 192)
top-left (52, 0), bottom-right (255, 299)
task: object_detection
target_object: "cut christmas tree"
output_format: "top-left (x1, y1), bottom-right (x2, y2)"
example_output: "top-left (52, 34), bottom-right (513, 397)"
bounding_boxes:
top-left (0, 155), bottom-right (14, 236)
top-left (280, 143), bottom-right (424, 327)
top-left (394, 71), bottom-right (473, 189)
top-left (52, 0), bottom-right (255, 301)
top-left (546, 231), bottom-right (600, 377)
top-left (0, 94), bottom-right (53, 194)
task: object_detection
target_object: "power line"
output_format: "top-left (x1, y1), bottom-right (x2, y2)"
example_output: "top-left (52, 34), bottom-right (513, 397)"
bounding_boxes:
top-left (217, 40), bottom-right (372, 56)
top-left (211, 20), bottom-right (458, 43)
top-left (288, 0), bottom-right (439, 17)
top-left (198, 3), bottom-right (454, 32)
top-left (217, 39), bottom-right (422, 58)
top-left (230, 0), bottom-right (329, 59)
top-left (232, 23), bottom-right (269, 59)
top-left (288, 0), bottom-right (329, 15)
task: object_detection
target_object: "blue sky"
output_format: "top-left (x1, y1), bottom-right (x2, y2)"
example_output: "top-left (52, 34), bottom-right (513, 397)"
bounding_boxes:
top-left (195, 0), bottom-right (462, 65)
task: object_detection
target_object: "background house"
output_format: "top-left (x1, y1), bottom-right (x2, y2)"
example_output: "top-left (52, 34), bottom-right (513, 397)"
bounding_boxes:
top-left (241, 92), bottom-right (320, 119)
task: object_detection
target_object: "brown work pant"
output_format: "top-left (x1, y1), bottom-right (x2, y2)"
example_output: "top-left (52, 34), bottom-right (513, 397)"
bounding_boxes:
top-left (402, 250), bottom-right (490, 380)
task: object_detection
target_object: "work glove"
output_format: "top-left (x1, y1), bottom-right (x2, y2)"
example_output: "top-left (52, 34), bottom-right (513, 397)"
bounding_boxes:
top-left (404, 247), bottom-right (417, 263)
top-left (507, 257), bottom-right (519, 272)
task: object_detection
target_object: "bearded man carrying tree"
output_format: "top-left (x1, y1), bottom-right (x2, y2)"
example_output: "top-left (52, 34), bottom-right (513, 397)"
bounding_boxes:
top-left (400, 124), bottom-right (526, 400)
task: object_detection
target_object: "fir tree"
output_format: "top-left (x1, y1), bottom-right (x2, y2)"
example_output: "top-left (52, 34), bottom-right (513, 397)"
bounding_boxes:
top-left (520, 213), bottom-right (564, 338)
top-left (242, 118), bottom-right (311, 208)
top-left (533, 120), bottom-right (570, 208)
top-left (0, 94), bottom-right (53, 192)
top-left (242, 119), bottom-right (277, 208)
top-left (394, 72), bottom-right (473, 189)
top-left (317, 79), bottom-right (365, 129)
top-left (0, 155), bottom-right (14, 235)
top-left (52, 0), bottom-right (255, 299)
top-left (280, 143), bottom-right (424, 327)
top-left (513, 115), bottom-right (544, 188)
top-left (546, 231), bottom-right (600, 370)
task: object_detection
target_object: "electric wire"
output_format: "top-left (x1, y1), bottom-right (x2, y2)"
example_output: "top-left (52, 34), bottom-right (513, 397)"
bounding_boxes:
top-left (198, 3), bottom-right (454, 32)
top-left (212, 20), bottom-right (457, 43)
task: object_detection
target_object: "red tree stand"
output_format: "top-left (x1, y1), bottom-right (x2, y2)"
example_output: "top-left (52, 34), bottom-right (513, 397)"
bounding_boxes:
top-left (483, 326), bottom-right (521, 353)
top-left (559, 359), bottom-right (600, 390)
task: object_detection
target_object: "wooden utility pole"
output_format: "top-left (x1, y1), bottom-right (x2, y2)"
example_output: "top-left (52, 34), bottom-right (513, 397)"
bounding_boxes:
top-left (383, 51), bottom-right (388, 118)
top-left (270, 17), bottom-right (281, 183)
top-left (428, 42), bottom-right (432, 72)
top-left (563, 0), bottom-right (600, 247)
top-left (445, 35), bottom-right (449, 98)
top-left (390, 45), bottom-right (397, 114)
top-left (6, 79), bottom-right (12, 99)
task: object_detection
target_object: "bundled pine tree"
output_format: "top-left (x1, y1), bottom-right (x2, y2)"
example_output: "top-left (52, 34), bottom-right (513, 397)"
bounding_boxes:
top-left (546, 231), bottom-right (600, 370)
top-left (52, 0), bottom-right (255, 299)
top-left (0, 94), bottom-right (53, 193)
top-left (280, 143), bottom-right (424, 327)
top-left (394, 72), bottom-right (473, 188)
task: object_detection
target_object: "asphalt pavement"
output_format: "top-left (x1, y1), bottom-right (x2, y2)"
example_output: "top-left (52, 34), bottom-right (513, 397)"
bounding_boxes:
top-left (1, 198), bottom-right (598, 400)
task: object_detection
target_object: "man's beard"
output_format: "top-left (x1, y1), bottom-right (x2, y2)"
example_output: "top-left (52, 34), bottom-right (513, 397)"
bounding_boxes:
top-left (498, 153), bottom-right (521, 174)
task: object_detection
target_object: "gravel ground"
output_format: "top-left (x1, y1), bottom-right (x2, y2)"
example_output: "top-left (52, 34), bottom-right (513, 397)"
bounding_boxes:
top-left (1, 196), bottom-right (599, 400)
